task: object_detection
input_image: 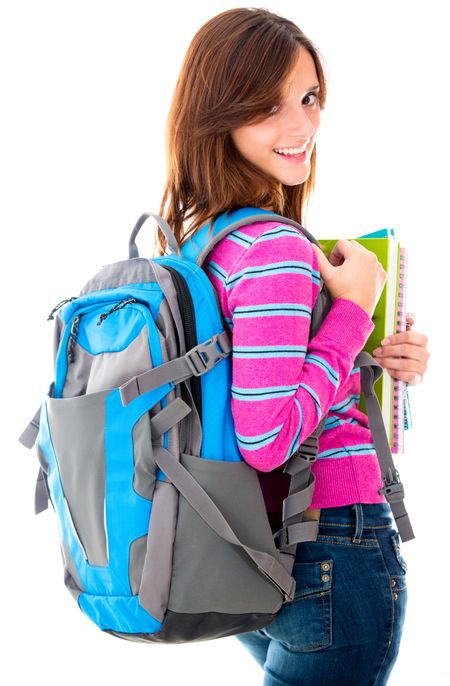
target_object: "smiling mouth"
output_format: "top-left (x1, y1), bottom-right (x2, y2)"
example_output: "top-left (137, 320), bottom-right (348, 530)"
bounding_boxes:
top-left (273, 149), bottom-right (307, 160)
top-left (273, 143), bottom-right (310, 156)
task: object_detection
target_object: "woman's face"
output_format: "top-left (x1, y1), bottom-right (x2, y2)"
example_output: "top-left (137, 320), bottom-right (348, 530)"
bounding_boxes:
top-left (230, 46), bottom-right (321, 186)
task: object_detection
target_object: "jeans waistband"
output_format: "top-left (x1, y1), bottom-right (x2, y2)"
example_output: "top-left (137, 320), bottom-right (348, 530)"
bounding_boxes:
top-left (318, 503), bottom-right (394, 533)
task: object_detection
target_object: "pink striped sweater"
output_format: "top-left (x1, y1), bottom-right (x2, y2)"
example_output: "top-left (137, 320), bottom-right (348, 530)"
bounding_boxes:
top-left (203, 220), bottom-right (387, 511)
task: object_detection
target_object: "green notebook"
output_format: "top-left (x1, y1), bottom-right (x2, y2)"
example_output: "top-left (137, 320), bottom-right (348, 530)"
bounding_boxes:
top-left (317, 229), bottom-right (402, 448)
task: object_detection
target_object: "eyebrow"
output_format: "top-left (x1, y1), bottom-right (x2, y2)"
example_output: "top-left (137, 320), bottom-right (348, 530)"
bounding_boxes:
top-left (282, 82), bottom-right (321, 99)
top-left (285, 82), bottom-right (320, 93)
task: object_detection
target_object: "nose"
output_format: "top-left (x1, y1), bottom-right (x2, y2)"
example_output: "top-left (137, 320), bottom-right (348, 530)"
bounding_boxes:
top-left (285, 103), bottom-right (317, 140)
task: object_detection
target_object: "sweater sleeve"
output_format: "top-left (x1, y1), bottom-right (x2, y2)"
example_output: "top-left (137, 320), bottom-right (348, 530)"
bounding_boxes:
top-left (226, 223), bottom-right (375, 472)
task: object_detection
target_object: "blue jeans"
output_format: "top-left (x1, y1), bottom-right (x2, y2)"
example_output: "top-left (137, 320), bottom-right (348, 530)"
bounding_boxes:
top-left (236, 503), bottom-right (408, 685)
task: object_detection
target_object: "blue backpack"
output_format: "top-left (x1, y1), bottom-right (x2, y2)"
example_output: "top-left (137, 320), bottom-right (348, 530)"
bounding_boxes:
top-left (18, 207), bottom-right (413, 643)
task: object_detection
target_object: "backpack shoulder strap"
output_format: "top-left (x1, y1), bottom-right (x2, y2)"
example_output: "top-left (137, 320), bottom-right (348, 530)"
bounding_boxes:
top-left (355, 351), bottom-right (414, 542)
top-left (275, 352), bottom-right (415, 550)
top-left (179, 207), bottom-right (324, 266)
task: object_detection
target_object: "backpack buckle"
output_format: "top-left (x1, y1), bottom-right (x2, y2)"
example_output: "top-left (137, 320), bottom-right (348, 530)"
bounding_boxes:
top-left (184, 334), bottom-right (228, 377)
top-left (290, 434), bottom-right (319, 464)
top-left (378, 468), bottom-right (405, 503)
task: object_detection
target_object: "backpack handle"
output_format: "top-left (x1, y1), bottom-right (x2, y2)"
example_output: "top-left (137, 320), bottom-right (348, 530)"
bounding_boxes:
top-left (129, 212), bottom-right (181, 258)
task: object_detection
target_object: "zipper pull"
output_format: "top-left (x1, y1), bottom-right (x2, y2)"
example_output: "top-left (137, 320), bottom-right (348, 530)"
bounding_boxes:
top-left (96, 298), bottom-right (137, 326)
top-left (47, 297), bottom-right (77, 321)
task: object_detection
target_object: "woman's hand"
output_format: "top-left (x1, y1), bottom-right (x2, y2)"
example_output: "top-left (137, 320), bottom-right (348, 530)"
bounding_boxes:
top-left (312, 240), bottom-right (387, 318)
top-left (371, 313), bottom-right (430, 385)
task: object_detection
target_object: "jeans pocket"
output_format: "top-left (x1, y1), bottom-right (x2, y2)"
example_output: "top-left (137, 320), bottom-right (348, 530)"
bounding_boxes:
top-left (376, 527), bottom-right (408, 629)
top-left (262, 559), bottom-right (333, 652)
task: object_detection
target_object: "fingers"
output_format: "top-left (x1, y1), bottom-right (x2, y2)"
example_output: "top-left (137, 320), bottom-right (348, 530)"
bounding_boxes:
top-left (384, 329), bottom-right (428, 348)
top-left (375, 325), bottom-right (426, 347)
top-left (312, 244), bottom-right (332, 276)
top-left (372, 330), bottom-right (430, 384)
top-left (373, 342), bottom-right (428, 363)
top-left (376, 353), bottom-right (425, 385)
top-left (327, 239), bottom-right (361, 266)
top-left (311, 243), bottom-right (324, 264)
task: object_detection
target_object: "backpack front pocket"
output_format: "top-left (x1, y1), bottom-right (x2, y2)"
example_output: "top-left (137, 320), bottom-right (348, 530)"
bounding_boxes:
top-left (37, 380), bottom-right (174, 621)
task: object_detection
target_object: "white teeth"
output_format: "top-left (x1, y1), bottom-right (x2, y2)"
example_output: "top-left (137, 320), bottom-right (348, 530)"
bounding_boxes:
top-left (274, 146), bottom-right (307, 155)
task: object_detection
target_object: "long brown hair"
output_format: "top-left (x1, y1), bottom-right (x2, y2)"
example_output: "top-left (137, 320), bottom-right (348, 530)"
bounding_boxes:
top-left (154, 7), bottom-right (327, 256)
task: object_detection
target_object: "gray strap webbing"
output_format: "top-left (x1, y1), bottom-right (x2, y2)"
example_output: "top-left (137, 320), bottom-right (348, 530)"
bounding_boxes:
top-left (355, 351), bottom-right (414, 542)
top-left (153, 445), bottom-right (296, 602)
top-left (278, 520), bottom-right (320, 546)
top-left (273, 417), bottom-right (328, 552)
top-left (119, 331), bottom-right (232, 406)
top-left (19, 382), bottom-right (54, 450)
top-left (150, 398), bottom-right (192, 440)
top-left (129, 212), bottom-right (181, 258)
top-left (196, 213), bottom-right (323, 267)
top-left (282, 480), bottom-right (316, 521)
top-left (18, 405), bottom-right (42, 449)
top-left (274, 354), bottom-right (414, 546)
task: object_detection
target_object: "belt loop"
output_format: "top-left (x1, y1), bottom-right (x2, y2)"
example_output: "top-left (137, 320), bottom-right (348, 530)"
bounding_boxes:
top-left (353, 503), bottom-right (363, 544)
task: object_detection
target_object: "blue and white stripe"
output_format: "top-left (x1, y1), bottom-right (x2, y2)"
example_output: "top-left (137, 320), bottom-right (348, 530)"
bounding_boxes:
top-left (232, 303), bottom-right (312, 319)
top-left (330, 394), bottom-right (360, 413)
top-left (317, 443), bottom-right (377, 460)
top-left (226, 261), bottom-right (320, 291)
top-left (205, 260), bottom-right (227, 285)
top-left (233, 345), bottom-right (307, 359)
top-left (322, 415), bottom-right (360, 431)
top-left (304, 353), bottom-right (339, 387)
top-left (298, 382), bottom-right (322, 420)
top-left (235, 423), bottom-right (284, 451)
top-left (231, 384), bottom-right (298, 401)
top-left (284, 397), bottom-right (303, 462)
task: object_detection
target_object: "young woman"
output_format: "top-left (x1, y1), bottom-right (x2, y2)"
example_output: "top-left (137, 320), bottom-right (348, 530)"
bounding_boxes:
top-left (154, 7), bottom-right (430, 685)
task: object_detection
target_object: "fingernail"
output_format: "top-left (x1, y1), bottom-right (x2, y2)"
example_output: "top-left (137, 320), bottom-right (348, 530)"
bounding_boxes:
top-left (381, 338), bottom-right (390, 345)
top-left (372, 348), bottom-right (381, 355)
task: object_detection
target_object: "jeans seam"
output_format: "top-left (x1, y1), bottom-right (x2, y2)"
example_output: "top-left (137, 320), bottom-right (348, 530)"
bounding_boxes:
top-left (371, 527), bottom-right (397, 685)
top-left (318, 522), bottom-right (391, 530)
top-left (315, 541), bottom-right (378, 548)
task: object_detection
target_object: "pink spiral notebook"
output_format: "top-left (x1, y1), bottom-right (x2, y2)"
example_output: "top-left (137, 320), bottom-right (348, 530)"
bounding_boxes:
top-left (392, 246), bottom-right (412, 453)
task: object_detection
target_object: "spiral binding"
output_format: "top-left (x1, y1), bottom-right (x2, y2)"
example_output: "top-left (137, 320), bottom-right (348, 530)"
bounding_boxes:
top-left (392, 246), bottom-right (412, 453)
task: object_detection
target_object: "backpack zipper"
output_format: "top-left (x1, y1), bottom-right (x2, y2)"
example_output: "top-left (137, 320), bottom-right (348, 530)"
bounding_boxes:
top-left (96, 298), bottom-right (138, 325)
top-left (162, 265), bottom-right (202, 422)
top-left (67, 315), bottom-right (81, 364)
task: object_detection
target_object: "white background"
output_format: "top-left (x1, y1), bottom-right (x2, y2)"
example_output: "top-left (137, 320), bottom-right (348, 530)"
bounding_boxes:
top-left (2, 1), bottom-right (448, 684)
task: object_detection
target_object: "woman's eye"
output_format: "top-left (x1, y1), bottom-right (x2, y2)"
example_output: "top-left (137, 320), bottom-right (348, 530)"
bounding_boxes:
top-left (303, 91), bottom-right (319, 106)
top-left (268, 91), bottom-right (319, 116)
